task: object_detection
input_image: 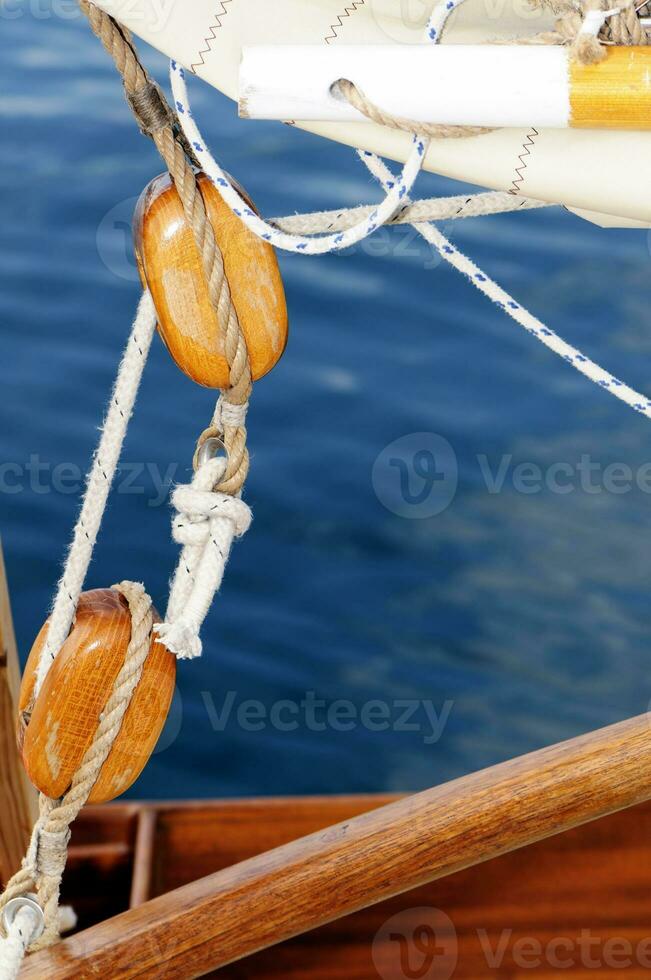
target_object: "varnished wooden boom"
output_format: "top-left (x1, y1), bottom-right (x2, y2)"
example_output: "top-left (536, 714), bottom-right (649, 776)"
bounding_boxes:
top-left (22, 712), bottom-right (651, 979)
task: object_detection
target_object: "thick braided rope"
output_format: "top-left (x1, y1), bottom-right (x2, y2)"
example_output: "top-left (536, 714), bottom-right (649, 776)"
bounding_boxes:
top-left (0, 583), bottom-right (153, 956)
top-left (80, 0), bottom-right (251, 496)
top-left (335, 0), bottom-right (649, 136)
top-left (544, 0), bottom-right (649, 62)
top-left (0, 907), bottom-right (40, 980)
top-left (272, 192), bottom-right (548, 234)
top-left (36, 291), bottom-right (157, 696)
top-left (334, 79), bottom-right (492, 140)
top-left (157, 453), bottom-right (252, 659)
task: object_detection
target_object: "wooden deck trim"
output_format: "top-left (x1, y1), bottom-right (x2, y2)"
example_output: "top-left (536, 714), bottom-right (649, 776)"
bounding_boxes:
top-left (21, 711), bottom-right (651, 979)
top-left (129, 808), bottom-right (158, 908)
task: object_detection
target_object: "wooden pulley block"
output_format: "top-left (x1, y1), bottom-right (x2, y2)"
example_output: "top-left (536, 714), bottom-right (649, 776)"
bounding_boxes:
top-left (17, 589), bottom-right (176, 804)
top-left (134, 171), bottom-right (288, 388)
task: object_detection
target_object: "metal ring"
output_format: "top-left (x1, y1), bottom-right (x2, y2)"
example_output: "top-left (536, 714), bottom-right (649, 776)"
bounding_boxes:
top-left (2, 895), bottom-right (45, 943)
top-left (196, 435), bottom-right (228, 469)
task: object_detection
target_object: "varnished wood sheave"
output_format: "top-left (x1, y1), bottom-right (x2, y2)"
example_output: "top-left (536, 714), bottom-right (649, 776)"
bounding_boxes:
top-left (570, 48), bottom-right (651, 129)
top-left (17, 588), bottom-right (176, 804)
top-left (134, 172), bottom-right (288, 388)
top-left (20, 712), bottom-right (651, 977)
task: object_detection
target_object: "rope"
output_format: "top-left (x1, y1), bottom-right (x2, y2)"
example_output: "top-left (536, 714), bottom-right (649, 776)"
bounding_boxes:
top-left (80, 0), bottom-right (251, 497)
top-left (334, 0), bottom-right (647, 138)
top-left (0, 6), bottom-right (259, 970)
top-left (170, 61), bottom-right (430, 256)
top-left (347, 0), bottom-right (651, 421)
top-left (77, 0), bottom-right (264, 653)
top-left (172, 0), bottom-right (651, 423)
top-left (360, 150), bottom-right (651, 417)
top-left (271, 191), bottom-right (549, 235)
top-left (0, 908), bottom-right (40, 980)
top-left (170, 0), bottom-right (601, 251)
top-left (36, 290), bottom-right (157, 697)
top-left (0, 583), bottom-right (153, 965)
top-left (37, 0), bottom-right (265, 699)
top-left (156, 447), bottom-right (252, 659)
top-left (2, 0), bottom-right (647, 966)
top-left (333, 79), bottom-right (492, 140)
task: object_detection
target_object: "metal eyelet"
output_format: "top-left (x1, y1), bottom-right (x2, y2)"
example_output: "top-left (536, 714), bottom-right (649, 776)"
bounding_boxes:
top-left (2, 895), bottom-right (45, 944)
top-left (195, 435), bottom-right (228, 469)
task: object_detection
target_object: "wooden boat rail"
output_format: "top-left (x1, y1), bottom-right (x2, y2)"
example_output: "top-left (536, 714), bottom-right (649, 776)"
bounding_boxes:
top-left (16, 711), bottom-right (651, 978)
top-left (3, 542), bottom-right (651, 977)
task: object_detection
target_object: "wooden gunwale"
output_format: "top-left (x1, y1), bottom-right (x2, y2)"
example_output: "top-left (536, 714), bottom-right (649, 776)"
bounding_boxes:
top-left (21, 711), bottom-right (651, 978)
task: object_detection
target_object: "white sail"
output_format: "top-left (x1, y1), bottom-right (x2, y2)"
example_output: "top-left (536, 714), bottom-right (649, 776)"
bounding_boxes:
top-left (94, 0), bottom-right (651, 226)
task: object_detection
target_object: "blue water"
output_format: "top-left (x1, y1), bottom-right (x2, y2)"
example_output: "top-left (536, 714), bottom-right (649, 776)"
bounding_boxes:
top-left (2, 9), bottom-right (651, 801)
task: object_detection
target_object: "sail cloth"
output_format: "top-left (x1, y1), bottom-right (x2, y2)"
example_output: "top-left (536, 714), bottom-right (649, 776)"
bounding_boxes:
top-left (94, 0), bottom-right (651, 225)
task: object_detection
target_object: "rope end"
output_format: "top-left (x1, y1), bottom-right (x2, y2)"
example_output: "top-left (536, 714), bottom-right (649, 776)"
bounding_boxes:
top-left (154, 621), bottom-right (203, 660)
top-left (571, 32), bottom-right (608, 63)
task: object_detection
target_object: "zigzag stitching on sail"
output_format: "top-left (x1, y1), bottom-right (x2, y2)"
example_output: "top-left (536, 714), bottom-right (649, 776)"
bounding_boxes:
top-left (325, 0), bottom-right (366, 44)
top-left (509, 128), bottom-right (539, 195)
top-left (190, 0), bottom-right (234, 74)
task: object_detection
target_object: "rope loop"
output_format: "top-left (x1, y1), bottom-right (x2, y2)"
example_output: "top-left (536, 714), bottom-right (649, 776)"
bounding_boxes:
top-left (156, 456), bottom-right (252, 660)
top-left (333, 79), bottom-right (492, 140)
top-left (172, 485), bottom-right (252, 546)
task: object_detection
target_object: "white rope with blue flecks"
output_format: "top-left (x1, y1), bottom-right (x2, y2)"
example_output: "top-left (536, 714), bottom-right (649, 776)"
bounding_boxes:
top-left (172, 59), bottom-right (428, 255)
top-left (170, 0), bottom-right (651, 422)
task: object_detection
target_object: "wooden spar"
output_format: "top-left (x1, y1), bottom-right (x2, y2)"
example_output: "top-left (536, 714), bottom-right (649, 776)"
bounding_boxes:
top-left (240, 45), bottom-right (651, 132)
top-left (21, 711), bottom-right (651, 978)
top-left (0, 539), bottom-right (38, 886)
top-left (37, 796), bottom-right (651, 976)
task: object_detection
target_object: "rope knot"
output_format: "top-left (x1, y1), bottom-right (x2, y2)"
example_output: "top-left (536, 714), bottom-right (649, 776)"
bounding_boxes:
top-left (156, 459), bottom-right (253, 660)
top-left (171, 486), bottom-right (252, 547)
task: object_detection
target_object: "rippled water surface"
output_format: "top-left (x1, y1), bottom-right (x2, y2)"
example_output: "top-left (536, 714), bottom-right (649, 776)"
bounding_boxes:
top-left (1, 10), bottom-right (650, 800)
